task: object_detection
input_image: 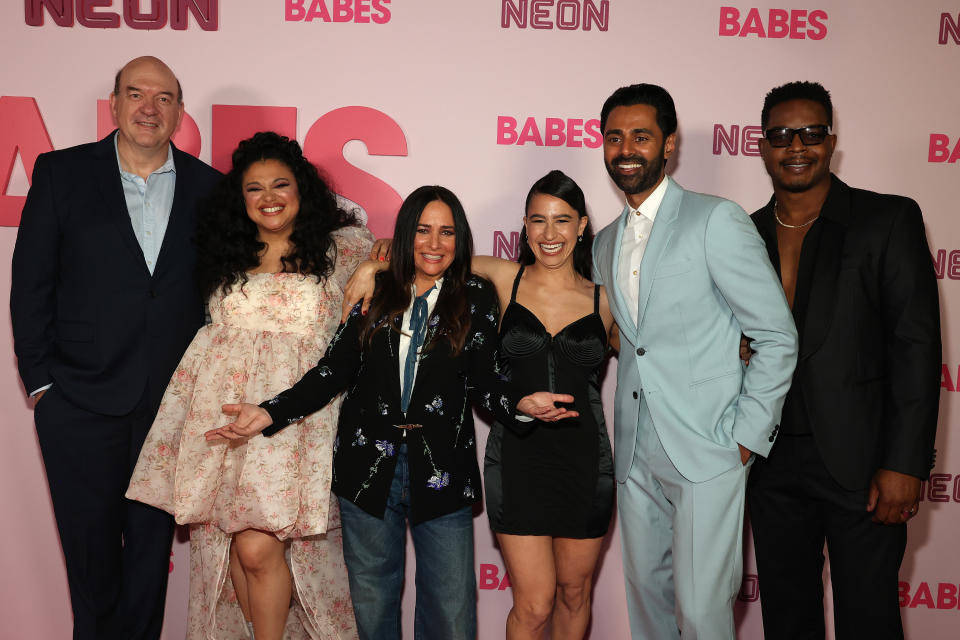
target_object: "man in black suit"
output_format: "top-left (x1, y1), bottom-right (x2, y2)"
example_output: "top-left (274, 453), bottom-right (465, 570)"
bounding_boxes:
top-left (747, 81), bottom-right (941, 639)
top-left (10, 56), bottom-right (220, 640)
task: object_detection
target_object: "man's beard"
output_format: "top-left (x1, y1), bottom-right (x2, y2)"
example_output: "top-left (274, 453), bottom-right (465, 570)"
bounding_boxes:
top-left (605, 150), bottom-right (666, 195)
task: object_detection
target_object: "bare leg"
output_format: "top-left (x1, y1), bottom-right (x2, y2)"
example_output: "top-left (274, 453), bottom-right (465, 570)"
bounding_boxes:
top-left (233, 529), bottom-right (292, 640)
top-left (230, 539), bottom-right (252, 622)
top-left (497, 533), bottom-right (557, 640)
top-left (551, 537), bottom-right (604, 640)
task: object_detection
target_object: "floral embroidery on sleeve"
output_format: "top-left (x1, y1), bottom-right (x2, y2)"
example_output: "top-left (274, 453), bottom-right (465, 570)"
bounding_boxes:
top-left (421, 438), bottom-right (449, 491)
top-left (374, 440), bottom-right (395, 456)
top-left (424, 395), bottom-right (444, 415)
top-left (352, 428), bottom-right (367, 447)
top-left (353, 436), bottom-right (397, 501)
top-left (465, 331), bottom-right (485, 351)
top-left (427, 471), bottom-right (451, 490)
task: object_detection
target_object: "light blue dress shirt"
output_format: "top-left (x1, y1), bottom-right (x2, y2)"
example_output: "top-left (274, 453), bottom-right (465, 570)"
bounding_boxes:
top-left (114, 132), bottom-right (177, 275)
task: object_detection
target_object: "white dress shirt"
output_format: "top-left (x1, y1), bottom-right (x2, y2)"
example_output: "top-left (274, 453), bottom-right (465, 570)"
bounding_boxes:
top-left (618, 177), bottom-right (669, 326)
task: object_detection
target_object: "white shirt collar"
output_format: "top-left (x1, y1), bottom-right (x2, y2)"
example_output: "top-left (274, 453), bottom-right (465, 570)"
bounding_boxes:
top-left (410, 277), bottom-right (444, 301)
top-left (626, 176), bottom-right (669, 224)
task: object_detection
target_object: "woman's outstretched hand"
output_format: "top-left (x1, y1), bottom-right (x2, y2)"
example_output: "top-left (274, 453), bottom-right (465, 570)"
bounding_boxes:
top-left (517, 392), bottom-right (578, 422)
top-left (205, 403), bottom-right (274, 441)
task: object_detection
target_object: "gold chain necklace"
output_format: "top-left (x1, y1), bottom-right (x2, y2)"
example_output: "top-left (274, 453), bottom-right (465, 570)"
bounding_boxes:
top-left (774, 201), bottom-right (819, 229)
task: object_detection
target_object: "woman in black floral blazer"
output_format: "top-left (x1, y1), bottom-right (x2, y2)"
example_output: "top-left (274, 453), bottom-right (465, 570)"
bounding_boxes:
top-left (208, 185), bottom-right (575, 640)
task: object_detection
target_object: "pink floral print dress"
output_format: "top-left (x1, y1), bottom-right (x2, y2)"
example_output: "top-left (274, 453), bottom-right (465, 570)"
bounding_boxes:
top-left (127, 225), bottom-right (373, 639)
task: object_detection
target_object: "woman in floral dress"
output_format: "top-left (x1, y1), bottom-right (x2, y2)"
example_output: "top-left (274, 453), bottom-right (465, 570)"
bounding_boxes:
top-left (127, 132), bottom-right (372, 640)
top-left (206, 185), bottom-right (577, 640)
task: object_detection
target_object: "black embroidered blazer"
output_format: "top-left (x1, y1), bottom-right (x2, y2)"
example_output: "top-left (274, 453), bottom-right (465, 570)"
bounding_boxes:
top-left (262, 276), bottom-right (520, 523)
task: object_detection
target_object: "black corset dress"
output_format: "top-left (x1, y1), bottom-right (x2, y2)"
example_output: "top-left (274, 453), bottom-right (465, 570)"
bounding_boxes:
top-left (484, 266), bottom-right (614, 538)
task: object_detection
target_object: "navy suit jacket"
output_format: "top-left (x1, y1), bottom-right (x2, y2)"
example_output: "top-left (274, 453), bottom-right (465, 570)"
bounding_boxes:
top-left (10, 132), bottom-right (221, 416)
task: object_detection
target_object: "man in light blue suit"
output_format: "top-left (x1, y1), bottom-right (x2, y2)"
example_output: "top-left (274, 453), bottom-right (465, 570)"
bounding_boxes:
top-left (592, 84), bottom-right (798, 639)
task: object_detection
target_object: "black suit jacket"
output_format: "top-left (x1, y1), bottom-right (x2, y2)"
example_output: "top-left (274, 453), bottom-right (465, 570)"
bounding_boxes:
top-left (752, 175), bottom-right (941, 489)
top-left (10, 132), bottom-right (222, 416)
top-left (262, 276), bottom-right (521, 524)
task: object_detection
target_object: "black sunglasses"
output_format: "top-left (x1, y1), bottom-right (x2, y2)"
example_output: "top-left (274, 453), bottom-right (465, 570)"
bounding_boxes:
top-left (763, 125), bottom-right (831, 148)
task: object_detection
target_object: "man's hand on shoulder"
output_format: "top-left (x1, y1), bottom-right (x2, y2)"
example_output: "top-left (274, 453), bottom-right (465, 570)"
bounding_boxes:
top-left (867, 468), bottom-right (921, 524)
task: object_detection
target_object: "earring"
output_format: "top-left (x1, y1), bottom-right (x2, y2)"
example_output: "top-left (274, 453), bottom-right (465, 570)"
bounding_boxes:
top-left (577, 234), bottom-right (583, 243)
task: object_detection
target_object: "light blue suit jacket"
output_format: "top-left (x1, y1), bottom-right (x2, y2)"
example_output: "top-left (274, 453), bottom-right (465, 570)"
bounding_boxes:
top-left (593, 178), bottom-right (798, 483)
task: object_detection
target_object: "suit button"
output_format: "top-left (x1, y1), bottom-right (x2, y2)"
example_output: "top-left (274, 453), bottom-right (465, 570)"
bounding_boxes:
top-left (632, 391), bottom-right (638, 399)
top-left (768, 436), bottom-right (775, 442)
top-left (636, 348), bottom-right (646, 356)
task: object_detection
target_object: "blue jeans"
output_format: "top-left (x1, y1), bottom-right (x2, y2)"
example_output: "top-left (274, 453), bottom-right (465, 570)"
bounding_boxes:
top-left (338, 445), bottom-right (477, 640)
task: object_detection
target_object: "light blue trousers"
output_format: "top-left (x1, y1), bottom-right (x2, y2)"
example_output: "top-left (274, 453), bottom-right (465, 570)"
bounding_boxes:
top-left (618, 399), bottom-right (751, 639)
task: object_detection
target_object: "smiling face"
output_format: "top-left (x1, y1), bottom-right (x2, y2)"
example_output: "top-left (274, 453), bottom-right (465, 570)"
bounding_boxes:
top-left (242, 159), bottom-right (301, 239)
top-left (603, 104), bottom-right (675, 208)
top-left (760, 98), bottom-right (836, 194)
top-left (412, 200), bottom-right (456, 293)
top-left (524, 194), bottom-right (588, 271)
top-left (109, 57), bottom-right (183, 157)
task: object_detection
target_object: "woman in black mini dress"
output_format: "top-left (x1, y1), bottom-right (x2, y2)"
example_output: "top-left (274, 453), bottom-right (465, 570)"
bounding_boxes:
top-left (478, 170), bottom-right (616, 640)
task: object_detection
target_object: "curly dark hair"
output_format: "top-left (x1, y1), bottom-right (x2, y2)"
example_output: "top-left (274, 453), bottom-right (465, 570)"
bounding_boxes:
top-left (196, 131), bottom-right (359, 298)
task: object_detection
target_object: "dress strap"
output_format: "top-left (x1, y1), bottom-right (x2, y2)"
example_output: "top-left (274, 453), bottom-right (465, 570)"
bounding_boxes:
top-left (510, 264), bottom-right (525, 302)
top-left (593, 282), bottom-right (600, 314)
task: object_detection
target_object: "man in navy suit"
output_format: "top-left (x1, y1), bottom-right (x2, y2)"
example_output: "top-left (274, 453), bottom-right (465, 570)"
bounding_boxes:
top-left (10, 56), bottom-right (220, 640)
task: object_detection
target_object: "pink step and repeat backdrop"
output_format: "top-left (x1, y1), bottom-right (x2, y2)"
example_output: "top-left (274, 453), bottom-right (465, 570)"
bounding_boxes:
top-left (2, 2), bottom-right (959, 638)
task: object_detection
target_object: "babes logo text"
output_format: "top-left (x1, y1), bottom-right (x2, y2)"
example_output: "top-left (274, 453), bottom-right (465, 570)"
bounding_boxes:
top-left (0, 97), bottom-right (406, 234)
top-left (719, 7), bottom-right (827, 39)
top-left (285, 0), bottom-right (391, 23)
top-left (929, 135), bottom-right (960, 163)
top-left (479, 563), bottom-right (512, 591)
top-left (25, 0), bottom-right (218, 30)
top-left (497, 116), bottom-right (602, 148)
top-left (900, 582), bottom-right (960, 609)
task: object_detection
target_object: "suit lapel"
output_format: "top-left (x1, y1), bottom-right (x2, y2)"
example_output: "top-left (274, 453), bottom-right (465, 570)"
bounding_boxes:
top-left (607, 204), bottom-right (638, 336)
top-left (799, 176), bottom-right (850, 360)
top-left (94, 133), bottom-right (150, 276)
top-left (153, 145), bottom-right (189, 279)
top-left (754, 197), bottom-right (779, 270)
top-left (386, 316), bottom-right (405, 408)
top-left (636, 178), bottom-right (680, 328)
